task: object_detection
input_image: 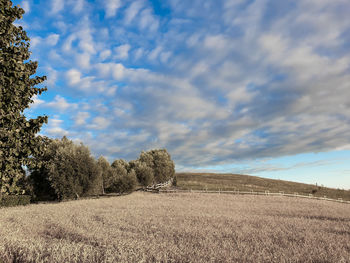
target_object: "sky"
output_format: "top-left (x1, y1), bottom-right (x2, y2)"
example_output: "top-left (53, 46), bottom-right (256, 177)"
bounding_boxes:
top-left (15, 0), bottom-right (350, 189)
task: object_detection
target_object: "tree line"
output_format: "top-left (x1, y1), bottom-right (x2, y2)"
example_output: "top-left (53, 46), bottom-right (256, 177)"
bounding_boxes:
top-left (0, 1), bottom-right (175, 204)
top-left (28, 136), bottom-right (175, 201)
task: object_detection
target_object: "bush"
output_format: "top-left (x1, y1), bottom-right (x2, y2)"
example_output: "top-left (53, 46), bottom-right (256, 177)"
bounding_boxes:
top-left (28, 136), bottom-right (101, 201)
top-left (0, 195), bottom-right (31, 208)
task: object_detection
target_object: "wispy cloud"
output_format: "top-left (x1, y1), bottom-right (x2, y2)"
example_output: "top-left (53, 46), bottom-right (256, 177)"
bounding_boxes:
top-left (103, 0), bottom-right (122, 18)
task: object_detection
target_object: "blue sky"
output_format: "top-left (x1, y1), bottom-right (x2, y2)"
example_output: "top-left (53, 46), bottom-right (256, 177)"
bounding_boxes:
top-left (16, 0), bottom-right (350, 189)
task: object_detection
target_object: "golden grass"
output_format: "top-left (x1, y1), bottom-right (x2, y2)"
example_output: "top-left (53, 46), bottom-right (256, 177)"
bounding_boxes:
top-left (176, 172), bottom-right (350, 201)
top-left (1, 192), bottom-right (350, 262)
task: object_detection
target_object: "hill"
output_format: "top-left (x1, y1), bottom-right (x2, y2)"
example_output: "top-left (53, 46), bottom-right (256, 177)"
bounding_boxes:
top-left (175, 173), bottom-right (350, 201)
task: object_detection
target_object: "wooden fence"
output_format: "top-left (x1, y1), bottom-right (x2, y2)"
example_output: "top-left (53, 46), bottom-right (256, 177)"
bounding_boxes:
top-left (144, 188), bottom-right (350, 204)
top-left (145, 178), bottom-right (173, 190)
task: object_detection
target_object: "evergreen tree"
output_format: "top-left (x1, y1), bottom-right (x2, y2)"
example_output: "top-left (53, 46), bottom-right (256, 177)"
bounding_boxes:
top-left (0, 0), bottom-right (47, 197)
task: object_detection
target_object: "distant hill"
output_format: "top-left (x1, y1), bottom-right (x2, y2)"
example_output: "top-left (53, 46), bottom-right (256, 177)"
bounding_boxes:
top-left (175, 173), bottom-right (350, 201)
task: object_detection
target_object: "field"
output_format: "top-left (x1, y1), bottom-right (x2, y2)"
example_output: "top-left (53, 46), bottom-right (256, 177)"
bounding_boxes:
top-left (176, 173), bottom-right (350, 201)
top-left (1, 192), bottom-right (350, 262)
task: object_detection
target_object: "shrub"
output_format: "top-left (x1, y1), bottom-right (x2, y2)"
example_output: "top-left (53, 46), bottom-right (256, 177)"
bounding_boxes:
top-left (0, 195), bottom-right (31, 208)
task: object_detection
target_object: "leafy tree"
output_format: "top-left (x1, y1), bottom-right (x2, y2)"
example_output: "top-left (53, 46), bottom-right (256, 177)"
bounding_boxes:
top-left (151, 149), bottom-right (175, 183)
top-left (109, 168), bottom-right (137, 193)
top-left (109, 159), bottom-right (137, 193)
top-left (0, 1), bottom-right (47, 198)
top-left (96, 156), bottom-right (111, 194)
top-left (111, 159), bottom-right (129, 172)
top-left (132, 160), bottom-right (154, 187)
top-left (28, 137), bottom-right (101, 201)
top-left (136, 149), bottom-right (175, 184)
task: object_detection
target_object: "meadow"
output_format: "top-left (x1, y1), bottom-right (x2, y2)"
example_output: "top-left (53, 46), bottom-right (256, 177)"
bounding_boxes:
top-left (1, 192), bottom-right (349, 262)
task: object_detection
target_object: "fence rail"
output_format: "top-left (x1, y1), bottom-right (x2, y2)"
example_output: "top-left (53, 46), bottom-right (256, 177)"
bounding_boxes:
top-left (145, 178), bottom-right (173, 190)
top-left (143, 188), bottom-right (350, 204)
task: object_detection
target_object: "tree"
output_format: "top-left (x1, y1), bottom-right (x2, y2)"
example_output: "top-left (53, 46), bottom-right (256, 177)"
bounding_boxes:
top-left (135, 149), bottom-right (175, 185)
top-left (109, 159), bottom-right (137, 193)
top-left (111, 159), bottom-right (129, 172)
top-left (28, 137), bottom-right (101, 201)
top-left (150, 149), bottom-right (175, 183)
top-left (96, 156), bottom-right (114, 194)
top-left (132, 160), bottom-right (154, 187)
top-left (0, 1), bottom-right (47, 198)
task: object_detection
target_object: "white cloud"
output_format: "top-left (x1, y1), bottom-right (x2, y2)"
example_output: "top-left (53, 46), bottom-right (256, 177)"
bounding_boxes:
top-left (46, 33), bottom-right (60, 46)
top-left (66, 69), bottom-right (82, 86)
top-left (21, 1), bottom-right (30, 13)
top-left (139, 8), bottom-right (159, 32)
top-left (28, 34), bottom-right (59, 49)
top-left (99, 49), bottom-right (111, 61)
top-left (45, 118), bottom-right (69, 137)
top-left (74, 111), bottom-right (90, 126)
top-left (160, 51), bottom-right (171, 63)
top-left (77, 25), bottom-right (96, 54)
top-left (114, 44), bottom-right (131, 60)
top-left (112, 63), bottom-right (125, 80)
top-left (203, 34), bottom-right (229, 50)
top-left (148, 46), bottom-right (162, 61)
top-left (133, 48), bottom-right (144, 60)
top-left (29, 95), bottom-right (45, 109)
top-left (50, 0), bottom-right (65, 15)
top-left (46, 95), bottom-right (78, 112)
top-left (124, 1), bottom-right (143, 24)
top-left (104, 0), bottom-right (122, 18)
top-left (88, 116), bottom-right (111, 130)
top-left (45, 67), bottom-right (58, 86)
top-left (75, 52), bottom-right (91, 69)
top-left (30, 36), bottom-right (41, 48)
top-left (62, 34), bottom-right (77, 53)
top-left (72, 0), bottom-right (85, 13)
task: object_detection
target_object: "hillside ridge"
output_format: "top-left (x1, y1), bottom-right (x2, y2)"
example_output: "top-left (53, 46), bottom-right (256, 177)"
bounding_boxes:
top-left (175, 173), bottom-right (350, 201)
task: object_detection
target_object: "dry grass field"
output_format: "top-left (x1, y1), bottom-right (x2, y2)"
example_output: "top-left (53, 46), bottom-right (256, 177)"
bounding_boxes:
top-left (1, 192), bottom-right (350, 263)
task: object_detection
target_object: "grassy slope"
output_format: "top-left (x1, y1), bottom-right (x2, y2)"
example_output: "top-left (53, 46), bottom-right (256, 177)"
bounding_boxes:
top-left (1, 192), bottom-right (349, 263)
top-left (175, 173), bottom-right (350, 201)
